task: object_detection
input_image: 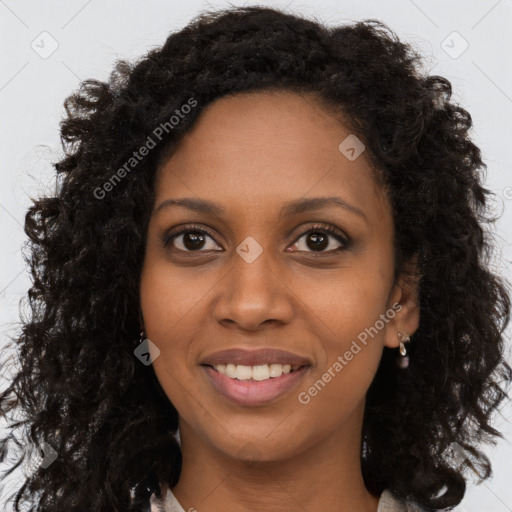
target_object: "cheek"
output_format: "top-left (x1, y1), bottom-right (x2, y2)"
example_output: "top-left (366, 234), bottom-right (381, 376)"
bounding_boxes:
top-left (139, 258), bottom-right (217, 405)
top-left (291, 261), bottom-right (392, 343)
top-left (139, 258), bottom-right (213, 343)
top-left (290, 263), bottom-right (391, 399)
top-left (139, 265), bottom-right (188, 393)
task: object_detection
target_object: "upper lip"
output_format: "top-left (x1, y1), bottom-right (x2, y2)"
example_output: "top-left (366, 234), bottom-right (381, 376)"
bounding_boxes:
top-left (200, 348), bottom-right (312, 367)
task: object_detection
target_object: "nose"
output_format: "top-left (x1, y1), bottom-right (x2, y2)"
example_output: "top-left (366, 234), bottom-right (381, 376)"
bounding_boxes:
top-left (211, 248), bottom-right (295, 331)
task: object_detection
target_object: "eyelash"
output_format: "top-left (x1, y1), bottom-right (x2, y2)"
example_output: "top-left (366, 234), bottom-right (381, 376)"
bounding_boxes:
top-left (161, 223), bottom-right (351, 255)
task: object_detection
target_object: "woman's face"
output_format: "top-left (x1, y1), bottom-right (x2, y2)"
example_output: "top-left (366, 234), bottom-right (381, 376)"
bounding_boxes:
top-left (140, 91), bottom-right (419, 463)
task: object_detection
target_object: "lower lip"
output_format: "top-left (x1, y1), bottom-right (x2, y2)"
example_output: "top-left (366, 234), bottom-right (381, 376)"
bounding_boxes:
top-left (202, 365), bottom-right (310, 406)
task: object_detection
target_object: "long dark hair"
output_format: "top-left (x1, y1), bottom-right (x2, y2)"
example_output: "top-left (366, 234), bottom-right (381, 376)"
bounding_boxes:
top-left (1, 6), bottom-right (510, 511)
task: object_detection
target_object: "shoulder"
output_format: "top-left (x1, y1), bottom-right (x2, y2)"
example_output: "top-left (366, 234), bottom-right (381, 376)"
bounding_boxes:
top-left (149, 484), bottom-right (185, 512)
top-left (378, 489), bottom-right (462, 512)
top-left (378, 489), bottom-right (420, 512)
top-left (149, 494), bottom-right (166, 512)
top-left (149, 486), bottom-right (456, 512)
top-left (149, 492), bottom-right (167, 512)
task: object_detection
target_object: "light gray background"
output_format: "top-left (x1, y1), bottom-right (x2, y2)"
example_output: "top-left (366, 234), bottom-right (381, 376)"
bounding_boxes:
top-left (1, 1), bottom-right (511, 511)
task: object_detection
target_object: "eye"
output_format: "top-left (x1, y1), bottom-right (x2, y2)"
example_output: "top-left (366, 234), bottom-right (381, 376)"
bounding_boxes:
top-left (162, 224), bottom-right (221, 252)
top-left (288, 224), bottom-right (350, 254)
top-left (161, 223), bottom-right (350, 254)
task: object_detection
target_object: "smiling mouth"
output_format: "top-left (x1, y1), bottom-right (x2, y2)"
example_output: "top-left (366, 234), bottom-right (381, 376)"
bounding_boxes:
top-left (201, 363), bottom-right (311, 406)
top-left (203, 363), bottom-right (308, 381)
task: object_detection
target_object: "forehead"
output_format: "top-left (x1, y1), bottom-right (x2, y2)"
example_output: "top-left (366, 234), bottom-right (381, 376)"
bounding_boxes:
top-left (154, 91), bottom-right (390, 224)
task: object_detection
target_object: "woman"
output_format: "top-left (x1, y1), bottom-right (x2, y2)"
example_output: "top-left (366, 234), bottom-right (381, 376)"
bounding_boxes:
top-left (1, 6), bottom-right (510, 512)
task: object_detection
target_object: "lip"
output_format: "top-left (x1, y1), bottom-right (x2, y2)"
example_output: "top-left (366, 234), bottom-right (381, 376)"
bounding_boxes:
top-left (202, 364), bottom-right (310, 406)
top-left (200, 348), bottom-right (313, 367)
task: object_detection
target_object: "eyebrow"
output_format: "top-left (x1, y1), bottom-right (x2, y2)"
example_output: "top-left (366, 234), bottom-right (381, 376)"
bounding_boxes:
top-left (155, 196), bottom-right (367, 222)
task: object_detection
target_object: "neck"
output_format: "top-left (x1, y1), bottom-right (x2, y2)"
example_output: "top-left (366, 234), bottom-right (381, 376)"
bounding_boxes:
top-left (169, 402), bottom-right (380, 512)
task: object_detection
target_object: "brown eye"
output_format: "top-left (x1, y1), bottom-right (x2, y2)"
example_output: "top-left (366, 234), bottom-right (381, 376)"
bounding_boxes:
top-left (161, 223), bottom-right (350, 254)
top-left (289, 224), bottom-right (350, 253)
top-left (162, 225), bottom-right (222, 252)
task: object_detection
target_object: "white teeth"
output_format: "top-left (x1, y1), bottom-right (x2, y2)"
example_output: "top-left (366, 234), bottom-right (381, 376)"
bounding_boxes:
top-left (212, 363), bottom-right (300, 381)
top-left (235, 365), bottom-right (253, 380)
top-left (215, 364), bottom-right (227, 375)
top-left (252, 364), bottom-right (270, 381)
top-left (225, 363), bottom-right (237, 378)
top-left (269, 363), bottom-right (284, 377)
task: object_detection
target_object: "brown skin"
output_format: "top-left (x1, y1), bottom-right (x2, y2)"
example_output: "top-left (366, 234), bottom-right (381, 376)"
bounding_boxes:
top-left (140, 91), bottom-right (420, 512)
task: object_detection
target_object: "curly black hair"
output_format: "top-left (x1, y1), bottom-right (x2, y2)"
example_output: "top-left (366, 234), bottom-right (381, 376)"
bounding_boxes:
top-left (1, 5), bottom-right (511, 512)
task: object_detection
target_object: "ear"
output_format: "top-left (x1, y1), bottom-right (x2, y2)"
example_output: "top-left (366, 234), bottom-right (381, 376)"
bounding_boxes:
top-left (384, 255), bottom-right (421, 349)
